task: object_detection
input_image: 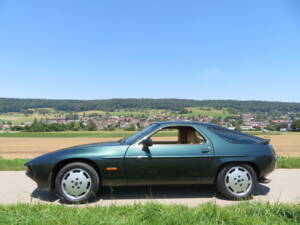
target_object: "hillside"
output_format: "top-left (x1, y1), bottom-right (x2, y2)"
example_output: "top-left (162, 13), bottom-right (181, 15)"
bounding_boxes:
top-left (1, 98), bottom-right (300, 113)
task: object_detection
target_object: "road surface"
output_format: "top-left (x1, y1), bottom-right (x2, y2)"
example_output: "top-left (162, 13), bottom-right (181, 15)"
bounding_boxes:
top-left (0, 169), bottom-right (299, 206)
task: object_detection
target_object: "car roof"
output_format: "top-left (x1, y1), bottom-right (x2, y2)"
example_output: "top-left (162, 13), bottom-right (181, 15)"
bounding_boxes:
top-left (154, 121), bottom-right (220, 128)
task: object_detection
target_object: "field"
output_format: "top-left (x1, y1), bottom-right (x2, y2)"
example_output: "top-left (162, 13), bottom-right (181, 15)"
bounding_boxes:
top-left (0, 132), bottom-right (300, 159)
top-left (0, 130), bottom-right (138, 138)
top-left (0, 107), bottom-right (237, 125)
top-left (0, 108), bottom-right (64, 125)
top-left (0, 132), bottom-right (299, 159)
top-left (0, 108), bottom-right (173, 125)
top-left (184, 107), bottom-right (236, 118)
top-left (0, 202), bottom-right (299, 225)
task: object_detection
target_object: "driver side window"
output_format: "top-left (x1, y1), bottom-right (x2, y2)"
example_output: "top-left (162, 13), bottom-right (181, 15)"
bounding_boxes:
top-left (150, 126), bottom-right (206, 145)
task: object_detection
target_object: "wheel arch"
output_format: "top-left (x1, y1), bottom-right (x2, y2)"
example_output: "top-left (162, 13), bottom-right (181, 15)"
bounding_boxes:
top-left (51, 158), bottom-right (101, 190)
top-left (215, 161), bottom-right (260, 183)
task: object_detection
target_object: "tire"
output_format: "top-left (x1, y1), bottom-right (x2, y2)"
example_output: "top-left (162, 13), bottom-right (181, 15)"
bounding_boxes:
top-left (55, 162), bottom-right (100, 204)
top-left (216, 163), bottom-right (257, 200)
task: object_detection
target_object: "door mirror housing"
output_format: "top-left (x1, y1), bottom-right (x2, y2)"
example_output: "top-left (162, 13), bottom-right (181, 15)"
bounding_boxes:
top-left (141, 138), bottom-right (153, 147)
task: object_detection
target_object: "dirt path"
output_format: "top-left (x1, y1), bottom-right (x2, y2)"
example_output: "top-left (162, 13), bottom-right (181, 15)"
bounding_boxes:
top-left (0, 169), bottom-right (299, 206)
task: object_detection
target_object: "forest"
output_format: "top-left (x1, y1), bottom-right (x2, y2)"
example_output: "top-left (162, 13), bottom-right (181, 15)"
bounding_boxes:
top-left (1, 98), bottom-right (300, 113)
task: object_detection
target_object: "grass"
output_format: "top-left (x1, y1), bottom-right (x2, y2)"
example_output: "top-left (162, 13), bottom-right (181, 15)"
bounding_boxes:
top-left (0, 109), bottom-right (172, 124)
top-left (0, 130), bottom-right (136, 138)
top-left (0, 157), bottom-right (28, 171)
top-left (246, 131), bottom-right (300, 135)
top-left (184, 107), bottom-right (236, 118)
top-left (0, 110), bottom-right (65, 125)
top-left (0, 202), bottom-right (299, 225)
top-left (2, 157), bottom-right (300, 171)
top-left (277, 157), bottom-right (300, 168)
top-left (0, 129), bottom-right (298, 138)
top-left (0, 130), bottom-right (179, 138)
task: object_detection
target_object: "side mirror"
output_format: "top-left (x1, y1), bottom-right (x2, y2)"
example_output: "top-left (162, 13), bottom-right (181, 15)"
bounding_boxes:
top-left (141, 138), bottom-right (153, 147)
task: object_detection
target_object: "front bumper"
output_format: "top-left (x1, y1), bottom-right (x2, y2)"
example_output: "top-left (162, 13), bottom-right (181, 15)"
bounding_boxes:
top-left (25, 165), bottom-right (52, 191)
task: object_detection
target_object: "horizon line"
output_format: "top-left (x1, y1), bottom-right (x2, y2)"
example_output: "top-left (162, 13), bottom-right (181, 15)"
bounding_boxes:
top-left (1, 96), bottom-right (300, 104)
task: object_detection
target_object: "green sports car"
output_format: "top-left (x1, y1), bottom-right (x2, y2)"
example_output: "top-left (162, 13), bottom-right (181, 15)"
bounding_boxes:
top-left (25, 121), bottom-right (277, 203)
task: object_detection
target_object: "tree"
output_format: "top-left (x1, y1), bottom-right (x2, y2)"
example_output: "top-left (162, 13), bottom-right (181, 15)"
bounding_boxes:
top-left (86, 120), bottom-right (97, 131)
top-left (266, 124), bottom-right (276, 131)
top-left (125, 123), bottom-right (136, 131)
top-left (291, 120), bottom-right (300, 131)
top-left (254, 127), bottom-right (262, 131)
top-left (73, 122), bottom-right (81, 131)
top-left (106, 124), bottom-right (116, 131)
top-left (178, 108), bottom-right (189, 114)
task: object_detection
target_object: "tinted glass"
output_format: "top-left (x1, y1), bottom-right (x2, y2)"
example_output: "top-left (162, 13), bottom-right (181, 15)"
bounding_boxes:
top-left (208, 127), bottom-right (263, 144)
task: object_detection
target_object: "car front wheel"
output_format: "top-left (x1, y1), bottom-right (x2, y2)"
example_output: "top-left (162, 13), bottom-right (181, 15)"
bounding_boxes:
top-left (55, 162), bottom-right (100, 204)
top-left (216, 163), bottom-right (257, 200)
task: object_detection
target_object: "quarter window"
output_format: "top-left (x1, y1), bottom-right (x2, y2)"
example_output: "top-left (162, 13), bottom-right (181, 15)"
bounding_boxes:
top-left (208, 127), bottom-right (263, 144)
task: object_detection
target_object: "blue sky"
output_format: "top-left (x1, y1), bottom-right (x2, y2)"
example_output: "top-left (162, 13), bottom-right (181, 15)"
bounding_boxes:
top-left (0, 0), bottom-right (300, 102)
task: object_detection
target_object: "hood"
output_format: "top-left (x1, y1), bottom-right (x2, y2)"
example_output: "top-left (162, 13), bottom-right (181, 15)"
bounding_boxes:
top-left (25, 141), bottom-right (129, 166)
top-left (59, 141), bottom-right (123, 151)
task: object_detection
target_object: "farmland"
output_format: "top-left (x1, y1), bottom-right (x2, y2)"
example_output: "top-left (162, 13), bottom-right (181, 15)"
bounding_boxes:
top-left (0, 130), bottom-right (137, 138)
top-left (0, 133), bottom-right (299, 159)
top-left (0, 108), bottom-right (64, 125)
top-left (184, 107), bottom-right (236, 118)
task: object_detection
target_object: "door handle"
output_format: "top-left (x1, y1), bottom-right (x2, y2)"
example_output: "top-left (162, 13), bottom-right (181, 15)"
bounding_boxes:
top-left (201, 147), bottom-right (211, 153)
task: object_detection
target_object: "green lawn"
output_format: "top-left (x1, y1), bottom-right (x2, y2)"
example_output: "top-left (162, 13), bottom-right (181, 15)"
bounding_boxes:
top-left (0, 202), bottom-right (299, 225)
top-left (277, 157), bottom-right (300, 168)
top-left (2, 157), bottom-right (300, 171)
top-left (0, 158), bottom-right (28, 171)
top-left (0, 130), bottom-right (180, 138)
top-left (0, 130), bottom-right (136, 138)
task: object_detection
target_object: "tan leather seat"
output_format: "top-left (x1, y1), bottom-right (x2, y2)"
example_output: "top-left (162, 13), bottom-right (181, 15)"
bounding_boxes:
top-left (178, 127), bottom-right (199, 144)
top-left (187, 131), bottom-right (198, 144)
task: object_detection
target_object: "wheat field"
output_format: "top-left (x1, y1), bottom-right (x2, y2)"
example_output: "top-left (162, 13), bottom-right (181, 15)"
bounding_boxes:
top-left (0, 135), bottom-right (299, 159)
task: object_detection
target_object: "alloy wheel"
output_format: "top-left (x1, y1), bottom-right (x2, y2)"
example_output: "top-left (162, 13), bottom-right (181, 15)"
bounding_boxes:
top-left (224, 166), bottom-right (252, 197)
top-left (61, 168), bottom-right (92, 200)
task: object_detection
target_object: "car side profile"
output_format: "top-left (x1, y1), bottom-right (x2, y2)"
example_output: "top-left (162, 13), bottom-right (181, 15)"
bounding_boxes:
top-left (25, 121), bottom-right (277, 203)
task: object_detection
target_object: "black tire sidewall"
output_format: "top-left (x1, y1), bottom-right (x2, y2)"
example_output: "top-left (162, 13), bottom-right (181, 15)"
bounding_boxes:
top-left (55, 162), bottom-right (100, 204)
top-left (216, 163), bottom-right (257, 200)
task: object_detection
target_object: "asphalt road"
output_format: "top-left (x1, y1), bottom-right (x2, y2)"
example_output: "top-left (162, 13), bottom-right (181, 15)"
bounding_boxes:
top-left (0, 169), bottom-right (299, 206)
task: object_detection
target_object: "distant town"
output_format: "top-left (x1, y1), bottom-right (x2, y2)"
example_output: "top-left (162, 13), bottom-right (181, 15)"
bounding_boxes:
top-left (1, 107), bottom-right (299, 132)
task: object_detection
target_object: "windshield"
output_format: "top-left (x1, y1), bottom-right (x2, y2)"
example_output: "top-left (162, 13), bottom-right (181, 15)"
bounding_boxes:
top-left (124, 123), bottom-right (160, 145)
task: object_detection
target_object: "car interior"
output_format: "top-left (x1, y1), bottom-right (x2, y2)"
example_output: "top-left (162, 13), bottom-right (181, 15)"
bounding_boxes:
top-left (150, 126), bottom-right (206, 145)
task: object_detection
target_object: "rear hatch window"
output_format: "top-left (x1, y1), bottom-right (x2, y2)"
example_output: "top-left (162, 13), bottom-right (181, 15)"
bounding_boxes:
top-left (208, 127), bottom-right (266, 144)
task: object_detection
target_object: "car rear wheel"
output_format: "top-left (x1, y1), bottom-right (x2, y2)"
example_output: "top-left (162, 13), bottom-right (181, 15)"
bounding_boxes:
top-left (216, 163), bottom-right (257, 200)
top-left (55, 162), bottom-right (100, 204)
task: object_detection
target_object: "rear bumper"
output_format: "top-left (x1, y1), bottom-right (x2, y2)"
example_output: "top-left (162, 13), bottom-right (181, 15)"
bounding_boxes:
top-left (258, 155), bottom-right (277, 179)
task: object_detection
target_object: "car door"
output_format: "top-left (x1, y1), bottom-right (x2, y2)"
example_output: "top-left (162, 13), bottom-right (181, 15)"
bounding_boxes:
top-left (124, 125), bottom-right (215, 185)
